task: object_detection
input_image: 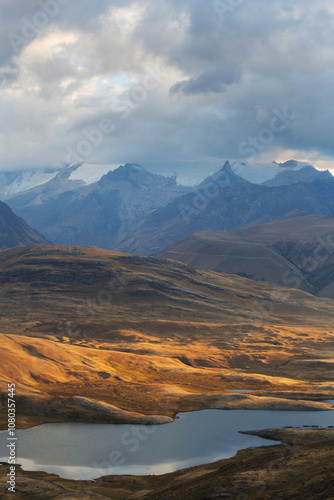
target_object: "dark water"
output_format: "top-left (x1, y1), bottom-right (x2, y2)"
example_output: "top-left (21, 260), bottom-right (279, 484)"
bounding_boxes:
top-left (0, 408), bottom-right (333, 480)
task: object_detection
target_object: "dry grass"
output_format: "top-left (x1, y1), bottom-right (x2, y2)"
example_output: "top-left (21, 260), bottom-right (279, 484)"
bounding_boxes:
top-left (0, 244), bottom-right (333, 426)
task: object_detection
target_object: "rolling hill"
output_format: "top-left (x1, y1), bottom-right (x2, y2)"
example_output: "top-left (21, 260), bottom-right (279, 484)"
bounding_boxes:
top-left (158, 213), bottom-right (334, 299)
top-left (0, 244), bottom-right (333, 430)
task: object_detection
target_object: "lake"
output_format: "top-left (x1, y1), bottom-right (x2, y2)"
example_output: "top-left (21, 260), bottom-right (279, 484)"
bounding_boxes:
top-left (1, 407), bottom-right (333, 480)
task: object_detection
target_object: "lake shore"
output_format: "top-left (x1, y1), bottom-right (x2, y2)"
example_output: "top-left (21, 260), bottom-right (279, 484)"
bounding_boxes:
top-left (1, 427), bottom-right (333, 499)
top-left (0, 390), bottom-right (333, 431)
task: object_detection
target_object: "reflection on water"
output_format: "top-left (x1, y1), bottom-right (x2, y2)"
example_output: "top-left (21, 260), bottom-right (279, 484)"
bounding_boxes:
top-left (0, 408), bottom-right (333, 480)
top-left (227, 389), bottom-right (253, 393)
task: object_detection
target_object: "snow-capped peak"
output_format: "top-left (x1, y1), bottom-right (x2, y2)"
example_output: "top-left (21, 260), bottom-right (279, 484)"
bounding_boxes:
top-left (68, 163), bottom-right (121, 184)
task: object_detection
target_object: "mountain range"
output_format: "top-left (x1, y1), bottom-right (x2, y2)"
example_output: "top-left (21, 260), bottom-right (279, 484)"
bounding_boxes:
top-left (5, 161), bottom-right (333, 255)
top-left (0, 159), bottom-right (312, 200)
top-left (7, 164), bottom-right (191, 249)
top-left (115, 162), bottom-right (334, 254)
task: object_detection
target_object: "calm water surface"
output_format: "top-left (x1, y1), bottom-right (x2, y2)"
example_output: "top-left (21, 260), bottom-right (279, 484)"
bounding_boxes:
top-left (0, 408), bottom-right (333, 480)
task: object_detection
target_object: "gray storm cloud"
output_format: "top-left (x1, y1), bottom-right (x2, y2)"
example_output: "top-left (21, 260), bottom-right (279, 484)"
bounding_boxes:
top-left (0, 0), bottom-right (334, 170)
top-left (170, 66), bottom-right (242, 95)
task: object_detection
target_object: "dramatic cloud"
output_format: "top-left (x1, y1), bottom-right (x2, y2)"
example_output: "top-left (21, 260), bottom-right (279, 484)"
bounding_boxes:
top-left (1, 0), bottom-right (334, 173)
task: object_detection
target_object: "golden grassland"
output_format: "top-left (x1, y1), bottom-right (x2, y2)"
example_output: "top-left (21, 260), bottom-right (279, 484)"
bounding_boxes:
top-left (0, 244), bottom-right (333, 427)
top-left (0, 244), bottom-right (334, 498)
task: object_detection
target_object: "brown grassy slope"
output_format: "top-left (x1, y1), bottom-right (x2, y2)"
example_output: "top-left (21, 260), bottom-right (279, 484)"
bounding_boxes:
top-left (0, 244), bottom-right (333, 427)
top-left (158, 212), bottom-right (334, 298)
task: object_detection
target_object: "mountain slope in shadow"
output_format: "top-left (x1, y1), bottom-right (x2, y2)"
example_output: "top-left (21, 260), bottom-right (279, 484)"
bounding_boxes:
top-left (158, 212), bottom-right (334, 299)
top-left (0, 200), bottom-right (48, 249)
top-left (115, 164), bottom-right (334, 254)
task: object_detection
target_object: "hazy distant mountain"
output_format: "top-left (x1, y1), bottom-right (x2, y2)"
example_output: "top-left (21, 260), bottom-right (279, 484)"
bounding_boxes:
top-left (6, 161), bottom-right (334, 254)
top-left (115, 163), bottom-right (334, 254)
top-left (6, 165), bottom-right (88, 208)
top-left (7, 164), bottom-right (191, 249)
top-left (0, 167), bottom-right (61, 200)
top-left (0, 163), bottom-right (120, 201)
top-left (158, 213), bottom-right (334, 299)
top-left (0, 159), bottom-right (326, 201)
top-left (263, 165), bottom-right (333, 187)
top-left (276, 159), bottom-right (300, 169)
top-left (0, 201), bottom-right (48, 250)
top-left (228, 159), bottom-right (313, 184)
top-left (0, 159), bottom-right (322, 201)
top-left (143, 159), bottom-right (317, 185)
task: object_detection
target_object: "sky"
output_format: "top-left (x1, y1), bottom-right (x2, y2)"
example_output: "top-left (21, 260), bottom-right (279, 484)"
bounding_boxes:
top-left (1, 0), bottom-right (334, 174)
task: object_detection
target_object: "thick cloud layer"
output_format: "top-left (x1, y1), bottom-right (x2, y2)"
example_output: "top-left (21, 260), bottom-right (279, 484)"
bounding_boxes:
top-left (1, 0), bottom-right (334, 172)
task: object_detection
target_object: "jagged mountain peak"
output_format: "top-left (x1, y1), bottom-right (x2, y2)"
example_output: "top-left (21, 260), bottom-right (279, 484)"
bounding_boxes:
top-left (220, 160), bottom-right (247, 182)
top-left (99, 163), bottom-right (145, 182)
top-left (197, 161), bottom-right (247, 191)
top-left (221, 160), bottom-right (234, 174)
